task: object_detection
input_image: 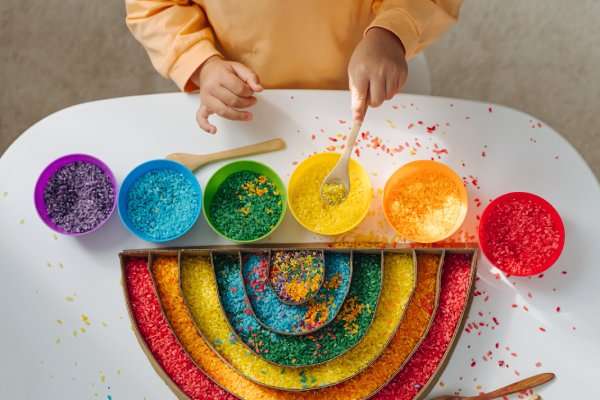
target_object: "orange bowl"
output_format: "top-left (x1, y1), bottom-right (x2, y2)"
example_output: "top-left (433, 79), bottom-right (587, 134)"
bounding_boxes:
top-left (383, 160), bottom-right (468, 243)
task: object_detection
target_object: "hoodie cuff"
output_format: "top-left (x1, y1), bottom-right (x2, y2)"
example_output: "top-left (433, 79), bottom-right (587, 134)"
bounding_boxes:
top-left (366, 10), bottom-right (419, 59)
top-left (169, 40), bottom-right (222, 92)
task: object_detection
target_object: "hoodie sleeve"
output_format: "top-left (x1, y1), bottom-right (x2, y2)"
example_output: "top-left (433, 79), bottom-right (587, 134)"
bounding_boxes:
top-left (367, 0), bottom-right (463, 58)
top-left (125, 0), bottom-right (222, 91)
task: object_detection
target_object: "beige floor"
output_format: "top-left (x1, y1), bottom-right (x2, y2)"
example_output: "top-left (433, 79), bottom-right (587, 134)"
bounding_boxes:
top-left (2, 0), bottom-right (599, 178)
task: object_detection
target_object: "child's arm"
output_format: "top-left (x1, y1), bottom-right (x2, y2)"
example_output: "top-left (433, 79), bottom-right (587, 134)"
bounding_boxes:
top-left (126, 1), bottom-right (261, 133)
top-left (125, 0), bottom-right (220, 92)
top-left (349, 0), bottom-right (462, 120)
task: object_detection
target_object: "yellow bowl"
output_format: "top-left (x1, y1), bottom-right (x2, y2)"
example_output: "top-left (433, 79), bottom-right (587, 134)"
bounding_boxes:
top-left (288, 153), bottom-right (373, 236)
top-left (383, 160), bottom-right (468, 243)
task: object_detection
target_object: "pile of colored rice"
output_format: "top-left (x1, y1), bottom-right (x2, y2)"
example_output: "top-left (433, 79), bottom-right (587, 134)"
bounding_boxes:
top-left (269, 250), bottom-right (325, 304)
top-left (209, 171), bottom-right (283, 241)
top-left (479, 192), bottom-right (564, 275)
top-left (246, 252), bottom-right (349, 334)
top-left (321, 182), bottom-right (347, 205)
top-left (127, 169), bottom-right (199, 241)
top-left (384, 166), bottom-right (465, 242)
top-left (43, 161), bottom-right (115, 233)
top-left (288, 154), bottom-right (372, 235)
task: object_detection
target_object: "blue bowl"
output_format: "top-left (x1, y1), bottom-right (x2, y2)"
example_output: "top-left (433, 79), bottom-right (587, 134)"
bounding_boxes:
top-left (118, 159), bottom-right (202, 243)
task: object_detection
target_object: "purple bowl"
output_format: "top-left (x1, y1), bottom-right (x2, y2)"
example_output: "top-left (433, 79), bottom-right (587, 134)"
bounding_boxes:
top-left (34, 154), bottom-right (118, 236)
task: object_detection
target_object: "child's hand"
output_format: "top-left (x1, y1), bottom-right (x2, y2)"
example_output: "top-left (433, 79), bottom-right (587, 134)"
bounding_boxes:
top-left (193, 56), bottom-right (263, 134)
top-left (348, 27), bottom-right (408, 121)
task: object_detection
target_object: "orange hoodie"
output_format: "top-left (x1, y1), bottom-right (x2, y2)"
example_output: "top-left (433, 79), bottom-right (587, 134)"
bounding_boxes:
top-left (126, 0), bottom-right (462, 91)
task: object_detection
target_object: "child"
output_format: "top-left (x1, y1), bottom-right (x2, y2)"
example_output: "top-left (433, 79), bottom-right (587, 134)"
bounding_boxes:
top-left (126, 1), bottom-right (461, 133)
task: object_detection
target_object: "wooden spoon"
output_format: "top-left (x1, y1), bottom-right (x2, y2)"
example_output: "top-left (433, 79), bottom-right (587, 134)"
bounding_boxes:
top-left (430, 372), bottom-right (554, 400)
top-left (166, 138), bottom-right (286, 171)
top-left (319, 104), bottom-right (367, 205)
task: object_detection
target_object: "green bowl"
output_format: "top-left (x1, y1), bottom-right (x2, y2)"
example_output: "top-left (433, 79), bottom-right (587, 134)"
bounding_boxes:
top-left (203, 160), bottom-right (287, 243)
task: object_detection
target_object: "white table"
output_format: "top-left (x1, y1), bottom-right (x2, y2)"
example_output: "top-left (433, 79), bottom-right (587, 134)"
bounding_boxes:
top-left (1, 90), bottom-right (598, 399)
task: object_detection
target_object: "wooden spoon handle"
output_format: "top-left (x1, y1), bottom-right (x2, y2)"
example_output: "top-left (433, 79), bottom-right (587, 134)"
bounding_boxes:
top-left (338, 95), bottom-right (368, 168)
top-left (338, 119), bottom-right (362, 166)
top-left (474, 373), bottom-right (555, 399)
top-left (167, 138), bottom-right (286, 171)
top-left (200, 138), bottom-right (286, 164)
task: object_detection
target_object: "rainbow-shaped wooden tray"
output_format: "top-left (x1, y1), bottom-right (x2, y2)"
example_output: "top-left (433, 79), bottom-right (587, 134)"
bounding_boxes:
top-left (120, 244), bottom-right (478, 400)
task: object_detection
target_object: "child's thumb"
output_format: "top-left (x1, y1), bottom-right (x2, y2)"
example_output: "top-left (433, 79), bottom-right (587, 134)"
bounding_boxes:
top-left (231, 62), bottom-right (263, 92)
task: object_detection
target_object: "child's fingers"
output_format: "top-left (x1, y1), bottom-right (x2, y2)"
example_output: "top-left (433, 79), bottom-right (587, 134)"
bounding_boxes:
top-left (230, 62), bottom-right (264, 92)
top-left (385, 70), bottom-right (406, 99)
top-left (385, 75), bottom-right (399, 100)
top-left (215, 86), bottom-right (257, 109)
top-left (221, 72), bottom-right (255, 98)
top-left (196, 105), bottom-right (217, 134)
top-left (218, 106), bottom-right (253, 121)
top-left (368, 78), bottom-right (385, 107)
top-left (349, 75), bottom-right (369, 122)
top-left (208, 97), bottom-right (252, 121)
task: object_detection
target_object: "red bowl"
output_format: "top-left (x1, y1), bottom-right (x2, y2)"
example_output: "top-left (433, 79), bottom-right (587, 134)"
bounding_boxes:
top-left (478, 192), bottom-right (565, 276)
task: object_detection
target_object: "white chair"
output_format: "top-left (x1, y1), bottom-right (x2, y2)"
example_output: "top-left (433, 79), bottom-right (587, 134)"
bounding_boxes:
top-left (403, 52), bottom-right (431, 95)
